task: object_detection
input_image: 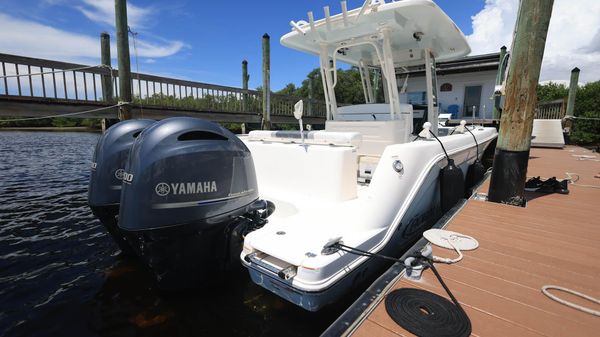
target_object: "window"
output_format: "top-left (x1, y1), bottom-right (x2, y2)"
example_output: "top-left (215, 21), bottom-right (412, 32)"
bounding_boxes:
top-left (440, 83), bottom-right (453, 92)
top-left (407, 91), bottom-right (427, 105)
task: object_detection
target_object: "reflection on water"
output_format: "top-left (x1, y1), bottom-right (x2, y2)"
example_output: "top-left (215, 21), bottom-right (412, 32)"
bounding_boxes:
top-left (0, 131), bottom-right (351, 337)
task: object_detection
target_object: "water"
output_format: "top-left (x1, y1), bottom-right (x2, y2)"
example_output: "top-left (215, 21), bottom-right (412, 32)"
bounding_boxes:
top-left (0, 131), bottom-right (353, 337)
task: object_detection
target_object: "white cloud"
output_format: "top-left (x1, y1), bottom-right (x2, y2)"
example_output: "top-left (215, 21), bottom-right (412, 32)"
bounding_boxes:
top-left (466, 0), bottom-right (600, 83)
top-left (76, 0), bottom-right (153, 29)
top-left (0, 13), bottom-right (185, 62)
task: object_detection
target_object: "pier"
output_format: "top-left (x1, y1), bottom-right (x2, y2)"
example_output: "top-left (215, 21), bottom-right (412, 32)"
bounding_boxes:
top-left (0, 53), bottom-right (327, 125)
top-left (324, 145), bottom-right (600, 337)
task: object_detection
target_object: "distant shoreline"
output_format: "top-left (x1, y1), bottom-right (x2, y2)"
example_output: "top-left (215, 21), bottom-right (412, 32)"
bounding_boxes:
top-left (0, 127), bottom-right (101, 132)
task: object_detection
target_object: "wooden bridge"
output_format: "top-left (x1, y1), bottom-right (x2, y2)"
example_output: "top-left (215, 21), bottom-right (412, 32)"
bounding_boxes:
top-left (0, 53), bottom-right (327, 124)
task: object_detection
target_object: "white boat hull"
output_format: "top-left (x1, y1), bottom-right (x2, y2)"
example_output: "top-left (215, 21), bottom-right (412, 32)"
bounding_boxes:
top-left (241, 129), bottom-right (496, 311)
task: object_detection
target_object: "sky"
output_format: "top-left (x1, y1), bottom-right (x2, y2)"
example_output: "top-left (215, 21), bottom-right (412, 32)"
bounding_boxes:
top-left (0, 0), bottom-right (599, 91)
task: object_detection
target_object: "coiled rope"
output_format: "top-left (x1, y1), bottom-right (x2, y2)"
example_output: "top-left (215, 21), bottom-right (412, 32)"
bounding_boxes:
top-left (331, 243), bottom-right (471, 336)
top-left (542, 285), bottom-right (600, 316)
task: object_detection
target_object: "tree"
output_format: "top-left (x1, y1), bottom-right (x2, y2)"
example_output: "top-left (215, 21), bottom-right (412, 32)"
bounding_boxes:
top-left (571, 80), bottom-right (600, 145)
top-left (279, 67), bottom-right (368, 105)
top-left (536, 82), bottom-right (568, 102)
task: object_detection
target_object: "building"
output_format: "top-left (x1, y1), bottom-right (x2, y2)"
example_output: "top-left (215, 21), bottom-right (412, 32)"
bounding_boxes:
top-left (397, 52), bottom-right (501, 119)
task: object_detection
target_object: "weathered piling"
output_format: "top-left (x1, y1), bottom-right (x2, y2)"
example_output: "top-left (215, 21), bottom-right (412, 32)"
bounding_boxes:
top-left (242, 60), bottom-right (249, 112)
top-left (115, 0), bottom-right (132, 120)
top-left (563, 67), bottom-right (580, 133)
top-left (493, 45), bottom-right (507, 119)
top-left (488, 0), bottom-right (554, 205)
top-left (565, 67), bottom-right (579, 117)
top-left (100, 32), bottom-right (113, 102)
top-left (262, 33), bottom-right (271, 130)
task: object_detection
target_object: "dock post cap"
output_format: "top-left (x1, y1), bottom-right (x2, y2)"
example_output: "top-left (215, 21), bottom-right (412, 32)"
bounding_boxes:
top-left (263, 33), bottom-right (270, 38)
top-left (572, 67), bottom-right (580, 72)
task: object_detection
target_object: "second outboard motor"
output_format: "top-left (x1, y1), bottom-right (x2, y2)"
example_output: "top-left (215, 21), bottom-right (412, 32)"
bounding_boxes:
top-left (118, 117), bottom-right (270, 289)
top-left (88, 119), bottom-right (155, 254)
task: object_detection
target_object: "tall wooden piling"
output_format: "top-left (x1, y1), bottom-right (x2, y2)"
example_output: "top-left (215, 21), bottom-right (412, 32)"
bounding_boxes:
top-left (242, 60), bottom-right (249, 112)
top-left (488, 0), bottom-right (554, 206)
top-left (563, 67), bottom-right (579, 133)
top-left (565, 67), bottom-right (580, 117)
top-left (262, 33), bottom-right (271, 130)
top-left (115, 0), bottom-right (132, 120)
top-left (100, 32), bottom-right (113, 102)
top-left (493, 46), bottom-right (507, 119)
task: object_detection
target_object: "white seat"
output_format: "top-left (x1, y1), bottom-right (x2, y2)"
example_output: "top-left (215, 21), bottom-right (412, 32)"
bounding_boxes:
top-left (243, 140), bottom-right (358, 202)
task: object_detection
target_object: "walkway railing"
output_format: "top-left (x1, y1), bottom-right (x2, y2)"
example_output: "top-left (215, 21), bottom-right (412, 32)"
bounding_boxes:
top-left (0, 53), bottom-right (326, 118)
top-left (535, 98), bottom-right (565, 119)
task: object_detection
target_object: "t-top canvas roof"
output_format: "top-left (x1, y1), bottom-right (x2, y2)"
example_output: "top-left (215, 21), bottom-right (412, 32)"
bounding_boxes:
top-left (281, 0), bottom-right (471, 67)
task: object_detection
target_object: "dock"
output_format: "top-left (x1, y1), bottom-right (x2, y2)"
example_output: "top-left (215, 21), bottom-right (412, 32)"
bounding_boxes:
top-left (325, 145), bottom-right (600, 337)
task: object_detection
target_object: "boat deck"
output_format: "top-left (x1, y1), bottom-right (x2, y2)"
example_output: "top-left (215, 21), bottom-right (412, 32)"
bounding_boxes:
top-left (346, 146), bottom-right (600, 337)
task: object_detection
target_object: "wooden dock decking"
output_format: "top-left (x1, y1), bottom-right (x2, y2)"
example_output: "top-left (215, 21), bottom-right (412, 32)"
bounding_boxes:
top-left (347, 146), bottom-right (600, 337)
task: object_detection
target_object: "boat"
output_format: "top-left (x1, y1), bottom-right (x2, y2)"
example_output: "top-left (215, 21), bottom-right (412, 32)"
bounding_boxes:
top-left (239, 0), bottom-right (498, 311)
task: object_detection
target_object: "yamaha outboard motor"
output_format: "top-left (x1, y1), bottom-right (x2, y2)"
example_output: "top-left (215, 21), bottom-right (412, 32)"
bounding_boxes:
top-left (118, 117), bottom-right (270, 289)
top-left (88, 119), bottom-right (155, 254)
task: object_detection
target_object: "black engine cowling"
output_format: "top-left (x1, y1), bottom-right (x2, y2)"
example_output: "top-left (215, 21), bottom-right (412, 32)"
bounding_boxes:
top-left (88, 119), bottom-right (155, 253)
top-left (117, 117), bottom-right (263, 289)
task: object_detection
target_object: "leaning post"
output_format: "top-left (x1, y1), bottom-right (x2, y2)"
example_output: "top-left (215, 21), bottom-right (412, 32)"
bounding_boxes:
top-left (493, 45), bottom-right (507, 120)
top-left (488, 0), bottom-right (554, 206)
top-left (115, 0), bottom-right (132, 120)
top-left (564, 67), bottom-right (580, 133)
top-left (262, 33), bottom-right (271, 130)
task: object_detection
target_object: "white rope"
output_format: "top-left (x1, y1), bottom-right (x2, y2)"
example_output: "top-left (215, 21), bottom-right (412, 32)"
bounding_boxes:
top-left (0, 103), bottom-right (124, 122)
top-left (423, 229), bottom-right (479, 264)
top-left (542, 285), bottom-right (600, 316)
top-left (0, 65), bottom-right (110, 79)
top-left (565, 172), bottom-right (600, 189)
top-left (567, 116), bottom-right (600, 121)
top-left (432, 239), bottom-right (464, 264)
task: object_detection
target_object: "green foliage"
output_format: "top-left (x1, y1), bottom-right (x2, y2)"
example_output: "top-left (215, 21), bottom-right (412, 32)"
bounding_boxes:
top-left (570, 81), bottom-right (600, 145)
top-left (51, 117), bottom-right (78, 127)
top-left (570, 111), bottom-right (600, 144)
top-left (537, 80), bottom-right (600, 145)
top-left (573, 81), bottom-right (600, 117)
top-left (282, 67), bottom-right (370, 105)
top-left (536, 82), bottom-right (568, 102)
top-left (276, 83), bottom-right (299, 96)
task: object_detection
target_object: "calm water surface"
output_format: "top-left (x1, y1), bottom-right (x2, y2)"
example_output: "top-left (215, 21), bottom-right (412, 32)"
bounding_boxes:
top-left (0, 131), bottom-right (354, 337)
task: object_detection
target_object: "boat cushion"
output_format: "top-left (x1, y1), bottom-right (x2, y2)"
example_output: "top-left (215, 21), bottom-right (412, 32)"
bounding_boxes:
top-left (247, 130), bottom-right (362, 148)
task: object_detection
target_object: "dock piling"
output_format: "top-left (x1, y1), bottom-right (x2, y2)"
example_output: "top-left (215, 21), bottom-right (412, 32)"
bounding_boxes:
top-left (493, 46), bottom-right (507, 119)
top-left (242, 60), bottom-right (249, 112)
top-left (100, 32), bottom-right (113, 103)
top-left (115, 0), bottom-right (132, 120)
top-left (262, 33), bottom-right (271, 130)
top-left (563, 67), bottom-right (580, 133)
top-left (488, 0), bottom-right (554, 206)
